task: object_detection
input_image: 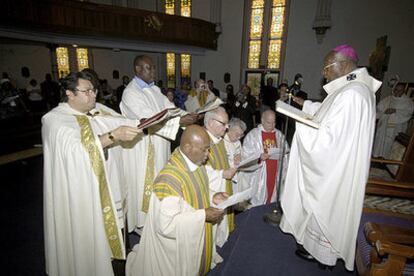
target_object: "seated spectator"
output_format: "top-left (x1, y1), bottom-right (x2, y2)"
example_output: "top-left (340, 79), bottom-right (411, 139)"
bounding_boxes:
top-left (166, 88), bottom-right (175, 104)
top-left (116, 75), bottom-right (130, 108)
top-left (27, 79), bottom-right (46, 112)
top-left (231, 85), bottom-right (256, 132)
top-left (41, 73), bottom-right (60, 110)
top-left (208, 79), bottom-right (220, 97)
top-left (185, 79), bottom-right (216, 113)
top-left (260, 78), bottom-right (279, 111)
top-left (174, 82), bottom-right (190, 110)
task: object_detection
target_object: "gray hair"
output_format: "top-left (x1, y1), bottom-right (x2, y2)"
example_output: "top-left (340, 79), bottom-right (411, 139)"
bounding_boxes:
top-left (204, 106), bottom-right (227, 126)
top-left (228, 118), bottom-right (247, 132)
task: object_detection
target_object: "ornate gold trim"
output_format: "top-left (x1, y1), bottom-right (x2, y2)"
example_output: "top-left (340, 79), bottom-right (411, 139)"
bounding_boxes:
top-left (75, 115), bottom-right (125, 260)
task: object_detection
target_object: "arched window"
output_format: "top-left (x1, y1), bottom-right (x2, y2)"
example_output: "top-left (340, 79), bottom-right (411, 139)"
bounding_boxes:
top-left (56, 47), bottom-right (70, 78)
top-left (246, 0), bottom-right (287, 70)
top-left (267, 0), bottom-right (286, 69)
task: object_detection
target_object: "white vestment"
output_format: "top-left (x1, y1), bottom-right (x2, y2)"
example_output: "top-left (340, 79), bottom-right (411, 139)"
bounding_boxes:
top-left (372, 94), bottom-right (414, 158)
top-left (126, 151), bottom-right (223, 276)
top-left (280, 68), bottom-right (381, 270)
top-left (206, 131), bottom-right (232, 248)
top-left (184, 89), bottom-right (216, 113)
top-left (43, 103), bottom-right (136, 276)
top-left (120, 79), bottom-right (184, 231)
top-left (223, 134), bottom-right (242, 193)
top-left (241, 125), bottom-right (289, 206)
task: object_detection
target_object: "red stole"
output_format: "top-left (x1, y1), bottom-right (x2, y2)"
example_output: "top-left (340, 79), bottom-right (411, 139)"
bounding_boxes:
top-left (261, 131), bottom-right (278, 204)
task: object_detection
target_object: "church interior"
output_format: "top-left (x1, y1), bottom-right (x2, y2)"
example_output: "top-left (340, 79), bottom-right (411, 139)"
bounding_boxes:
top-left (1, 0), bottom-right (413, 275)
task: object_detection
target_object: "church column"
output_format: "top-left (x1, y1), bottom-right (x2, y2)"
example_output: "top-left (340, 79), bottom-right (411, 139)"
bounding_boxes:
top-left (68, 47), bottom-right (78, 73)
top-left (47, 44), bottom-right (59, 81)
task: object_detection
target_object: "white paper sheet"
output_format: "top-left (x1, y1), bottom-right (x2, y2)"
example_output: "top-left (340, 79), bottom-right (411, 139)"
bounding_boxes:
top-left (268, 147), bottom-right (283, 160)
top-left (216, 188), bottom-right (252, 209)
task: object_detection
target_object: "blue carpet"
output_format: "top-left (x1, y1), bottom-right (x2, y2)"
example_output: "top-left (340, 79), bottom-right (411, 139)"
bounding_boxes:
top-left (209, 204), bottom-right (355, 276)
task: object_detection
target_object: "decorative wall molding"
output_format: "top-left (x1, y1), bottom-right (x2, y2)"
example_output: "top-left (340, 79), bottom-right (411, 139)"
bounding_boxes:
top-left (0, 0), bottom-right (219, 50)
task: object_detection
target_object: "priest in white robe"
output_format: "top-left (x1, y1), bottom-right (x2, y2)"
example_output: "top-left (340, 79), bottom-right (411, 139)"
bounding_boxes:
top-left (126, 125), bottom-right (228, 276)
top-left (120, 55), bottom-right (197, 232)
top-left (280, 45), bottom-right (382, 270)
top-left (241, 110), bottom-right (289, 206)
top-left (42, 72), bottom-right (142, 276)
top-left (372, 82), bottom-right (414, 158)
top-left (185, 79), bottom-right (217, 113)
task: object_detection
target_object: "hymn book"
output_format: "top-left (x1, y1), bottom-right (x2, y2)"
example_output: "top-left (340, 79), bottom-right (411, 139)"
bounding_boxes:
top-left (275, 100), bottom-right (320, 129)
top-left (195, 97), bottom-right (224, 114)
top-left (137, 108), bottom-right (182, 129)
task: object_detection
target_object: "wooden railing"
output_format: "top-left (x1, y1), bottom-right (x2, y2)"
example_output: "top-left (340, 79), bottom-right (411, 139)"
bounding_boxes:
top-left (0, 0), bottom-right (218, 50)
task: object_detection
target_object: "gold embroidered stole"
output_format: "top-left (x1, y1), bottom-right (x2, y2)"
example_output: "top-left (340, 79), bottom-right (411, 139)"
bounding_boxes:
top-left (75, 115), bottom-right (125, 260)
top-left (153, 149), bottom-right (213, 275)
top-left (142, 136), bottom-right (155, 212)
top-left (207, 140), bottom-right (235, 232)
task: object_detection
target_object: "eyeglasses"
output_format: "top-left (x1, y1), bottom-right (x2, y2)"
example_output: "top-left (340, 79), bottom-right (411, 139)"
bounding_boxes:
top-left (213, 118), bottom-right (229, 128)
top-left (323, 62), bottom-right (338, 71)
top-left (75, 88), bottom-right (97, 95)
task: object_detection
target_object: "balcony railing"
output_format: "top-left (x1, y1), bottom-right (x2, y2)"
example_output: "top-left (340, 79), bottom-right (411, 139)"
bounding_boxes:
top-left (0, 0), bottom-right (218, 50)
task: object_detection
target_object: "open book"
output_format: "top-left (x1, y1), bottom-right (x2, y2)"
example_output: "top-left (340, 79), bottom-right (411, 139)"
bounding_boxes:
top-left (195, 97), bottom-right (224, 114)
top-left (237, 152), bottom-right (261, 172)
top-left (137, 108), bottom-right (182, 129)
top-left (276, 100), bottom-right (320, 129)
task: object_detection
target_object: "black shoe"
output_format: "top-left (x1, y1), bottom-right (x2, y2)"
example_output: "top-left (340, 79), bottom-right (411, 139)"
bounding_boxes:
top-left (295, 244), bottom-right (315, 262)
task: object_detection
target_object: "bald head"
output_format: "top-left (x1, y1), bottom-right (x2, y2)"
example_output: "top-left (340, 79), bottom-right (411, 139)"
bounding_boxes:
top-left (180, 125), bottom-right (210, 165)
top-left (261, 110), bottom-right (276, 132)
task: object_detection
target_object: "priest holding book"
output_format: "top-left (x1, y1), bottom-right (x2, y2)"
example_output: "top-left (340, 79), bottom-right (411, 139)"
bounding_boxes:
top-left (120, 55), bottom-right (198, 233)
top-left (280, 45), bottom-right (382, 270)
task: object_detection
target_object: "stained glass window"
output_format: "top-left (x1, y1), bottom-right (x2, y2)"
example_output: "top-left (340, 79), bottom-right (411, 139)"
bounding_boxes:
top-left (181, 0), bottom-right (191, 17)
top-left (248, 0), bottom-right (265, 69)
top-left (56, 47), bottom-right (70, 78)
top-left (248, 40), bottom-right (262, 69)
top-left (267, 0), bottom-right (286, 69)
top-left (76, 48), bottom-right (89, 71)
top-left (267, 39), bottom-right (282, 69)
top-left (181, 54), bottom-right (191, 78)
top-left (166, 53), bottom-right (176, 88)
top-left (165, 0), bottom-right (174, 15)
top-left (180, 1), bottom-right (191, 80)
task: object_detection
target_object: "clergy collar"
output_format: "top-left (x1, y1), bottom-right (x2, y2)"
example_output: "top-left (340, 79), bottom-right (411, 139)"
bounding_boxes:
top-left (179, 149), bottom-right (199, 172)
top-left (206, 129), bottom-right (222, 144)
top-left (323, 67), bottom-right (382, 95)
top-left (57, 103), bottom-right (104, 118)
top-left (134, 76), bottom-right (155, 89)
top-left (258, 124), bottom-right (275, 133)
